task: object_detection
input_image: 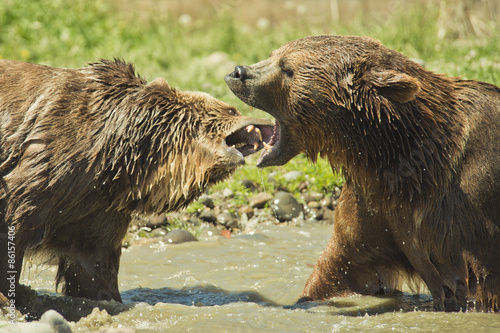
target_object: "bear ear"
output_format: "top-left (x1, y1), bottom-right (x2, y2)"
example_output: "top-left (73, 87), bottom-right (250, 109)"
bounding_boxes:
top-left (365, 69), bottom-right (420, 103)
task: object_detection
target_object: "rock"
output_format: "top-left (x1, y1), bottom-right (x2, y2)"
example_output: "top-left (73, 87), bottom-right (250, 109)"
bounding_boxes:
top-left (217, 213), bottom-right (239, 229)
top-left (147, 214), bottom-right (167, 228)
top-left (222, 188), bottom-right (234, 198)
top-left (322, 208), bottom-right (335, 224)
top-left (307, 201), bottom-right (321, 209)
top-left (241, 179), bottom-right (259, 191)
top-left (163, 229), bottom-right (198, 244)
top-left (198, 194), bottom-right (214, 208)
top-left (149, 227), bottom-right (167, 238)
top-left (269, 191), bottom-right (303, 222)
top-left (283, 170), bottom-right (303, 181)
top-left (188, 215), bottom-right (203, 226)
top-left (321, 196), bottom-right (334, 210)
top-left (239, 205), bottom-right (254, 218)
top-left (249, 192), bottom-right (273, 208)
top-left (310, 192), bottom-right (324, 201)
top-left (199, 208), bottom-right (217, 223)
top-left (131, 214), bottom-right (166, 229)
top-left (298, 181), bottom-right (308, 192)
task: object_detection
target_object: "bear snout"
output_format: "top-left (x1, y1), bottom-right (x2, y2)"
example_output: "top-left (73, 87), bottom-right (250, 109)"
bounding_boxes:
top-left (228, 65), bottom-right (249, 81)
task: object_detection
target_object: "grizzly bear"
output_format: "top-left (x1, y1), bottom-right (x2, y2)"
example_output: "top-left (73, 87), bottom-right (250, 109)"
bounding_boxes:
top-left (225, 35), bottom-right (500, 311)
top-left (0, 59), bottom-right (273, 303)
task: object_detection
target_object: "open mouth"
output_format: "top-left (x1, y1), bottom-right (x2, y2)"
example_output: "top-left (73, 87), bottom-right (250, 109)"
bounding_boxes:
top-left (256, 120), bottom-right (281, 166)
top-left (225, 120), bottom-right (275, 160)
top-left (225, 114), bottom-right (284, 168)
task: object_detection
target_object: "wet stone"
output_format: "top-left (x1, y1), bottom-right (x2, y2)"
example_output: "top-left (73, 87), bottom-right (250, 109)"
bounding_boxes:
top-left (321, 196), bottom-right (334, 210)
top-left (163, 229), bottom-right (198, 244)
top-left (298, 181), bottom-right (308, 192)
top-left (334, 186), bottom-right (342, 198)
top-left (217, 212), bottom-right (239, 229)
top-left (307, 201), bottom-right (321, 209)
top-left (239, 205), bottom-right (254, 218)
top-left (309, 192), bottom-right (324, 201)
top-left (149, 227), bottom-right (168, 238)
top-left (322, 207), bottom-right (335, 224)
top-left (189, 215), bottom-right (203, 226)
top-left (269, 191), bottom-right (303, 222)
top-left (250, 192), bottom-right (273, 208)
top-left (199, 208), bottom-right (217, 223)
top-left (198, 194), bottom-right (214, 208)
top-left (132, 214), bottom-right (167, 229)
top-left (312, 208), bottom-right (324, 220)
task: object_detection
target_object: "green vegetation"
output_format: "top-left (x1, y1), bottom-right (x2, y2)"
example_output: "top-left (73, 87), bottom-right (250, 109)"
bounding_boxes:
top-left (1, 0), bottom-right (499, 206)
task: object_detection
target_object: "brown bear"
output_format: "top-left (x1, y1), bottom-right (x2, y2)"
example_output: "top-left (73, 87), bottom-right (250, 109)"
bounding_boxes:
top-left (0, 58), bottom-right (274, 303)
top-left (225, 35), bottom-right (500, 312)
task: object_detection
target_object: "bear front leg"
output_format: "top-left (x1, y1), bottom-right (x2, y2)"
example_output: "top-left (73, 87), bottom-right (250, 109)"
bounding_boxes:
top-left (299, 185), bottom-right (408, 302)
top-left (57, 246), bottom-right (122, 302)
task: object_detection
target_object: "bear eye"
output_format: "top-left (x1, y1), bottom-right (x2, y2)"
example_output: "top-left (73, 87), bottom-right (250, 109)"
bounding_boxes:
top-left (228, 108), bottom-right (237, 116)
top-left (280, 61), bottom-right (294, 78)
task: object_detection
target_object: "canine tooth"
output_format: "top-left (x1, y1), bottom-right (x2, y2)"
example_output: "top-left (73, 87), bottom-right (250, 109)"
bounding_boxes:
top-left (254, 127), bottom-right (263, 141)
top-left (253, 142), bottom-right (259, 150)
top-left (246, 125), bottom-right (255, 133)
top-left (263, 142), bottom-right (273, 152)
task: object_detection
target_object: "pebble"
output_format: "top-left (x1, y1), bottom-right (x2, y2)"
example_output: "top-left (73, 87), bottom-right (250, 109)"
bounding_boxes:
top-left (269, 191), bottom-right (303, 222)
top-left (283, 170), bottom-right (303, 181)
top-left (249, 192), bottom-right (273, 208)
top-left (239, 205), bottom-right (254, 218)
top-left (322, 208), bottom-right (335, 224)
top-left (149, 228), bottom-right (167, 238)
top-left (163, 229), bottom-right (198, 244)
top-left (199, 208), bottom-right (217, 223)
top-left (132, 214), bottom-right (166, 229)
top-left (307, 201), bottom-right (321, 209)
top-left (198, 194), bottom-right (215, 208)
top-left (222, 188), bottom-right (234, 198)
top-left (217, 213), bottom-right (239, 229)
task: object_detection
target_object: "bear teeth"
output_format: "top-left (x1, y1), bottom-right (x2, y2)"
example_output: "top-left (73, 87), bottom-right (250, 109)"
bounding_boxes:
top-left (245, 125), bottom-right (263, 141)
top-left (263, 141), bottom-right (273, 152)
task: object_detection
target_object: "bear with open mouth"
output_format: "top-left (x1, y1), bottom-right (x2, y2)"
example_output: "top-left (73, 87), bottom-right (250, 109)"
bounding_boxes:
top-left (226, 35), bottom-right (500, 312)
top-left (0, 58), bottom-right (274, 304)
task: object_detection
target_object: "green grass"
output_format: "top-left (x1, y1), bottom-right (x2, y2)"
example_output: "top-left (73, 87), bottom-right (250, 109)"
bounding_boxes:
top-left (2, 0), bottom-right (499, 204)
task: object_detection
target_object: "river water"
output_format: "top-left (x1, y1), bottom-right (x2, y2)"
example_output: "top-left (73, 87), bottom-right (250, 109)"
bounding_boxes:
top-left (6, 220), bottom-right (500, 332)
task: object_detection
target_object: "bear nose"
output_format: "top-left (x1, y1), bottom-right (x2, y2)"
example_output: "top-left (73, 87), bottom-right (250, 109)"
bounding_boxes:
top-left (232, 66), bottom-right (248, 81)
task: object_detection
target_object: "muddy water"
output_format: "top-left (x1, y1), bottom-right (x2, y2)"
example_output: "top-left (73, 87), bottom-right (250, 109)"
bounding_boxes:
top-left (11, 221), bottom-right (500, 332)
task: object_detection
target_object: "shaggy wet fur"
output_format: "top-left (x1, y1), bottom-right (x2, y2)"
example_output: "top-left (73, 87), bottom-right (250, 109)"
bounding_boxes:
top-left (225, 35), bottom-right (500, 311)
top-left (0, 59), bottom-right (272, 303)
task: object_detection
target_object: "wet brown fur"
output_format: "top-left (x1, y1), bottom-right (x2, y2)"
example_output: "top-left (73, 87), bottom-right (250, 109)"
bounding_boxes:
top-left (0, 59), bottom-right (267, 303)
top-left (226, 36), bottom-right (500, 311)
